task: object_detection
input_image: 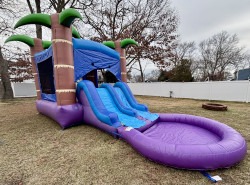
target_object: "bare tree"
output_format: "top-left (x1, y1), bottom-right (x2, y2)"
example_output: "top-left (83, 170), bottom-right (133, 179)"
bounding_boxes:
top-left (0, 46), bottom-right (14, 99)
top-left (26, 0), bottom-right (42, 39)
top-left (0, 0), bottom-right (20, 99)
top-left (49, 0), bottom-right (73, 12)
top-left (79, 0), bottom-right (178, 79)
top-left (170, 41), bottom-right (196, 67)
top-left (169, 41), bottom-right (200, 78)
top-left (243, 54), bottom-right (250, 69)
top-left (146, 69), bottom-right (160, 82)
top-left (46, 0), bottom-right (93, 13)
top-left (198, 31), bottom-right (245, 81)
top-left (235, 52), bottom-right (250, 71)
top-left (8, 51), bottom-right (32, 82)
top-left (24, 0), bottom-right (93, 39)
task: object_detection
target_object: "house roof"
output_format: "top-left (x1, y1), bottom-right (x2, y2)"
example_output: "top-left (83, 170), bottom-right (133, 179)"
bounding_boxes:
top-left (238, 68), bottom-right (250, 80)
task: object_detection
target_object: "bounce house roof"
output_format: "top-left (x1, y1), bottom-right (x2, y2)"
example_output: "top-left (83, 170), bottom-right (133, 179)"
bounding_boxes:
top-left (34, 38), bottom-right (121, 82)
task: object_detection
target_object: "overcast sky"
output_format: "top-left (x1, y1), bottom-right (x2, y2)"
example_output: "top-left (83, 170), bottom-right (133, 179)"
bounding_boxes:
top-left (172, 0), bottom-right (250, 50)
top-left (142, 1), bottom-right (250, 76)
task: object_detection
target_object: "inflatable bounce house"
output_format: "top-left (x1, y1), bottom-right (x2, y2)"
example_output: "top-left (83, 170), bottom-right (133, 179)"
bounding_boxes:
top-left (5, 9), bottom-right (246, 171)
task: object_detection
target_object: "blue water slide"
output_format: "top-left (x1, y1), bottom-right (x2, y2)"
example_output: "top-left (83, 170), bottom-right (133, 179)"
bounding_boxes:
top-left (114, 82), bottom-right (148, 111)
top-left (114, 82), bottom-right (159, 121)
top-left (100, 83), bottom-right (138, 117)
top-left (76, 80), bottom-right (121, 128)
top-left (77, 80), bottom-right (146, 128)
top-left (96, 87), bottom-right (146, 128)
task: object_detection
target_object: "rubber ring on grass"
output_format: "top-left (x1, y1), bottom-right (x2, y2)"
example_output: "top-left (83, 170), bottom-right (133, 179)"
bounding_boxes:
top-left (202, 103), bottom-right (227, 111)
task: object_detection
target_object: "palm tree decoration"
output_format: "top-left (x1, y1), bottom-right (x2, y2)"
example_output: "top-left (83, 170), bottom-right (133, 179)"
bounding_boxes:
top-left (103, 38), bottom-right (138, 82)
top-left (14, 8), bottom-right (82, 106)
top-left (14, 12), bottom-right (81, 39)
top-left (5, 35), bottom-right (51, 100)
top-left (5, 35), bottom-right (51, 49)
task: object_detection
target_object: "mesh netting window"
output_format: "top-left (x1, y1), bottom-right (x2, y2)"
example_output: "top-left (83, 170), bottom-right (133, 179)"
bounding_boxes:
top-left (37, 57), bottom-right (55, 94)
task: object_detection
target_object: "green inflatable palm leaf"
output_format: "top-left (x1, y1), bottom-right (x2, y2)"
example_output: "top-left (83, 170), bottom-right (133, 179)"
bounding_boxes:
top-left (103, 41), bottom-right (115, 49)
top-left (120, 38), bottom-right (138, 48)
top-left (72, 26), bottom-right (81, 38)
top-left (14, 13), bottom-right (51, 29)
top-left (59, 8), bottom-right (82, 28)
top-left (42, 41), bottom-right (52, 49)
top-left (5, 35), bottom-right (34, 47)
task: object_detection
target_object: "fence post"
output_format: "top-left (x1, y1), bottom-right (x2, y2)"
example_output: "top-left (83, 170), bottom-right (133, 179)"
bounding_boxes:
top-left (208, 81), bottom-right (212, 101)
top-left (246, 80), bottom-right (250, 103)
top-left (11, 82), bottom-right (15, 98)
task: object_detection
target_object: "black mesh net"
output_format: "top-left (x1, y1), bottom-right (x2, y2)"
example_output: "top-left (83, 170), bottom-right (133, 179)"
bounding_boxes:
top-left (37, 57), bottom-right (55, 94)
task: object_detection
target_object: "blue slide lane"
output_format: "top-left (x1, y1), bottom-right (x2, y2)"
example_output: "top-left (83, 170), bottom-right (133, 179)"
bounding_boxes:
top-left (114, 82), bottom-right (159, 121)
top-left (97, 88), bottom-right (146, 128)
top-left (76, 80), bottom-right (121, 128)
top-left (100, 83), bottom-right (138, 117)
top-left (114, 82), bottom-right (148, 111)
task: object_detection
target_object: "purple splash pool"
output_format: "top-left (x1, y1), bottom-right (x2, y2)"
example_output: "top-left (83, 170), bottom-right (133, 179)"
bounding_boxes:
top-left (118, 113), bottom-right (247, 170)
top-left (143, 122), bottom-right (220, 145)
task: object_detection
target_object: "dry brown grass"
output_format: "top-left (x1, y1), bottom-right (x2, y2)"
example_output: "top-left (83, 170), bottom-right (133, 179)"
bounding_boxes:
top-left (0, 97), bottom-right (249, 185)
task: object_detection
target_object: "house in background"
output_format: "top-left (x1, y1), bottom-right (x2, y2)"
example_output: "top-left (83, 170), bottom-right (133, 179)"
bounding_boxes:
top-left (235, 68), bottom-right (250, 80)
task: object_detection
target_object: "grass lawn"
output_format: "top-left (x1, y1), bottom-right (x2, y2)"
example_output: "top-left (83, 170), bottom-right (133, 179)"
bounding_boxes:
top-left (0, 97), bottom-right (249, 185)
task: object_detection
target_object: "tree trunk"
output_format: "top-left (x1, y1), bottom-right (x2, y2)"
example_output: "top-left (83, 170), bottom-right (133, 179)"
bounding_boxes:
top-left (35, 0), bottom-right (42, 39)
top-left (27, 0), bottom-right (42, 39)
top-left (0, 46), bottom-right (14, 99)
top-left (138, 60), bottom-right (144, 82)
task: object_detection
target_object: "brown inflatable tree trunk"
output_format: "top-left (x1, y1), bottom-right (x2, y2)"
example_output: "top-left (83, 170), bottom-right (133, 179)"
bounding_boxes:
top-left (30, 38), bottom-right (43, 100)
top-left (51, 14), bottom-right (75, 106)
top-left (12, 8), bottom-right (81, 105)
top-left (5, 36), bottom-right (47, 100)
top-left (115, 40), bottom-right (127, 82)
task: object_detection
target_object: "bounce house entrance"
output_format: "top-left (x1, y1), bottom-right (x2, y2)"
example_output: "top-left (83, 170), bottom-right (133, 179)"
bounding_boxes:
top-left (37, 56), bottom-right (56, 101)
top-left (84, 70), bottom-right (98, 87)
